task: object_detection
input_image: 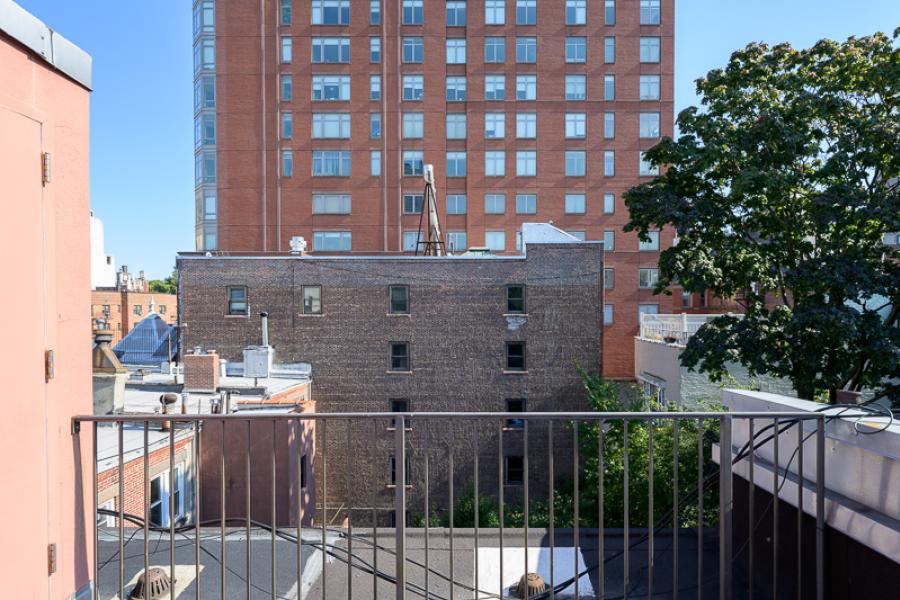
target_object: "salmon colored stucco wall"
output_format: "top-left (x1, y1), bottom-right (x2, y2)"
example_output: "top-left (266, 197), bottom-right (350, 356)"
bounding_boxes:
top-left (0, 32), bottom-right (93, 599)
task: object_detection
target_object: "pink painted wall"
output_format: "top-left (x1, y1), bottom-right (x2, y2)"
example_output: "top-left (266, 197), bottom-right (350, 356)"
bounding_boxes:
top-left (0, 32), bottom-right (93, 598)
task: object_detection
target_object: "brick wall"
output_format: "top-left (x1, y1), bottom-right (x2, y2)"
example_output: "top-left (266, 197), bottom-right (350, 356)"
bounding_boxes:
top-left (184, 351), bottom-right (220, 391)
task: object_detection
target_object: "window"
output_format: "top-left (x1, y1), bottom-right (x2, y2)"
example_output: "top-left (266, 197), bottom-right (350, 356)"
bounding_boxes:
top-left (565, 151), bottom-right (585, 177)
top-left (447, 1), bottom-right (466, 26)
top-left (603, 304), bottom-right (614, 325)
top-left (282, 149), bottom-right (294, 178)
top-left (485, 193), bottom-right (506, 214)
top-left (301, 286), bottom-right (322, 314)
top-left (604, 74), bottom-right (615, 100)
top-left (195, 151), bottom-right (216, 184)
top-left (280, 36), bottom-right (292, 63)
top-left (516, 0), bottom-right (536, 25)
top-left (313, 231), bottom-right (352, 251)
top-left (133, 304), bottom-right (143, 316)
top-left (280, 112), bottom-right (293, 140)
top-left (505, 456), bottom-right (524, 485)
top-left (566, 75), bottom-right (586, 100)
top-left (485, 112), bottom-right (505, 138)
top-left (403, 37), bottom-right (424, 63)
top-left (485, 231), bottom-right (506, 251)
top-left (403, 112), bottom-right (424, 138)
top-left (639, 303), bottom-right (660, 318)
top-left (194, 0), bottom-right (215, 34)
top-left (403, 151), bottom-right (424, 176)
top-left (312, 37), bottom-right (350, 63)
top-left (515, 231), bottom-right (523, 252)
top-left (447, 194), bottom-right (467, 214)
top-left (640, 112), bottom-right (660, 138)
top-left (300, 455), bottom-right (308, 488)
top-left (370, 0), bottom-right (381, 24)
top-left (565, 193), bottom-right (586, 214)
top-left (516, 75), bottom-right (536, 100)
top-left (639, 268), bottom-right (659, 288)
top-left (370, 150), bottom-right (382, 176)
top-left (516, 112), bottom-right (536, 138)
top-left (640, 75), bottom-right (661, 100)
top-left (507, 285), bottom-right (525, 313)
top-left (312, 150), bottom-right (351, 176)
top-left (312, 75), bottom-right (350, 101)
top-left (402, 230), bottom-right (421, 251)
top-left (569, 231), bottom-right (586, 241)
top-left (603, 230), bottom-right (615, 251)
top-left (516, 37), bottom-right (536, 63)
top-left (389, 286), bottom-right (409, 314)
top-left (227, 287), bottom-right (248, 316)
top-left (485, 74), bottom-right (506, 100)
top-left (97, 499), bottom-right (115, 528)
top-left (403, 75), bottom-right (424, 101)
top-left (604, 151), bottom-right (615, 176)
top-left (639, 231), bottom-right (660, 251)
top-left (281, 74), bottom-right (293, 101)
top-left (370, 37), bottom-right (381, 62)
top-left (604, 0), bottom-right (615, 25)
top-left (447, 231), bottom-right (468, 252)
top-left (403, 0), bottom-right (423, 24)
top-left (486, 0), bottom-right (506, 25)
top-left (640, 37), bottom-right (661, 63)
top-left (312, 113), bottom-right (351, 138)
top-left (199, 113), bottom-right (216, 145)
top-left (604, 111), bottom-right (615, 139)
top-left (565, 37), bottom-right (586, 63)
top-left (446, 76), bottom-right (467, 101)
top-left (506, 341), bottom-right (526, 370)
top-left (390, 342), bottom-right (410, 371)
top-left (195, 75), bottom-right (216, 110)
top-left (312, 194), bottom-right (351, 214)
top-left (640, 0), bottom-right (661, 25)
top-left (371, 112), bottom-right (382, 139)
top-left (604, 36), bottom-right (615, 63)
top-left (640, 151), bottom-right (659, 176)
top-left (506, 399), bottom-right (526, 429)
top-left (566, 0), bottom-right (586, 25)
top-left (603, 193), bottom-right (615, 214)
top-left (446, 38), bottom-right (466, 64)
top-left (312, 0), bottom-right (350, 25)
top-left (447, 114), bottom-right (467, 139)
top-left (370, 75), bottom-right (381, 100)
top-left (516, 151), bottom-right (537, 176)
top-left (149, 473), bottom-right (166, 526)
top-left (565, 113), bottom-right (586, 138)
top-left (447, 152), bottom-right (467, 177)
top-left (389, 454), bottom-right (413, 486)
top-left (681, 291), bottom-right (693, 308)
top-left (604, 268), bottom-right (615, 289)
top-left (516, 193), bottom-right (536, 214)
top-left (485, 37), bottom-right (505, 63)
top-left (389, 399), bottom-right (410, 428)
top-left (403, 193), bottom-right (424, 214)
top-left (485, 151), bottom-right (505, 176)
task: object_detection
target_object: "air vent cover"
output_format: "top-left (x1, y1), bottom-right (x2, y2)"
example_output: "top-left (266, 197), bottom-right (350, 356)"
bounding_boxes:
top-left (129, 568), bottom-right (172, 600)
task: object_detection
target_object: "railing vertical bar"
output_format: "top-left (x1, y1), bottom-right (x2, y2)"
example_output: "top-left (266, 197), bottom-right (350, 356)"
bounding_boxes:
top-left (272, 419), bottom-right (278, 600)
top-left (598, 418), bottom-right (605, 600)
top-left (118, 421), bottom-right (125, 600)
top-left (574, 421), bottom-right (580, 600)
top-left (144, 421), bottom-right (150, 597)
top-left (474, 429), bottom-right (480, 598)
top-left (372, 418), bottom-right (378, 600)
top-left (773, 417), bottom-right (779, 600)
top-left (346, 420), bottom-right (353, 600)
top-left (92, 421), bottom-right (98, 600)
top-left (815, 416), bottom-right (825, 600)
top-left (449, 442), bottom-right (455, 600)
top-left (170, 423), bottom-right (175, 600)
top-left (424, 422), bottom-right (430, 597)
top-left (297, 418), bottom-right (303, 598)
top-left (697, 418), bottom-right (704, 600)
top-left (719, 415), bottom-right (733, 600)
top-left (623, 420), bottom-right (629, 600)
top-left (394, 415), bottom-right (406, 600)
top-left (498, 421), bottom-right (504, 600)
top-left (246, 419), bottom-right (252, 600)
top-left (748, 418), bottom-right (755, 600)
top-left (322, 419), bottom-right (328, 600)
top-left (221, 421), bottom-right (226, 600)
top-left (523, 420), bottom-right (529, 600)
top-left (548, 420), bottom-right (555, 600)
top-left (648, 420), bottom-right (654, 599)
top-left (672, 418), bottom-right (679, 600)
top-left (797, 419), bottom-right (804, 600)
top-left (195, 420), bottom-right (202, 600)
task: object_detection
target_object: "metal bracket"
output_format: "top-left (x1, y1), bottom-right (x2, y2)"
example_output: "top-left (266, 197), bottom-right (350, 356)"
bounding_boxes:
top-left (71, 419), bottom-right (81, 435)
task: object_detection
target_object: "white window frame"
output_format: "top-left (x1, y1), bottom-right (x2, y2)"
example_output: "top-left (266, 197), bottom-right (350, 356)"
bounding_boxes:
top-left (402, 112), bottom-right (424, 139)
top-left (446, 113), bottom-right (467, 139)
top-left (312, 74), bottom-right (350, 101)
top-left (640, 37), bottom-right (661, 63)
top-left (565, 36), bottom-right (586, 63)
top-left (516, 75), bottom-right (536, 100)
top-left (565, 75), bottom-right (586, 100)
top-left (446, 151), bottom-right (467, 177)
top-left (312, 193), bottom-right (352, 215)
top-left (485, 74), bottom-right (506, 100)
top-left (485, 231), bottom-right (506, 251)
top-left (485, 193), bottom-right (506, 214)
top-left (565, 193), bottom-right (586, 214)
top-left (640, 112), bottom-right (661, 138)
top-left (485, 112), bottom-right (505, 138)
top-left (515, 193), bottom-right (537, 214)
top-left (403, 75), bottom-right (424, 101)
top-left (565, 150), bottom-right (586, 177)
top-left (516, 112), bottom-right (537, 138)
top-left (446, 38), bottom-right (467, 64)
top-left (485, 151), bottom-right (506, 177)
top-left (565, 113), bottom-right (586, 139)
top-left (311, 37), bottom-right (351, 63)
top-left (516, 151), bottom-right (537, 177)
top-left (485, 0), bottom-right (506, 25)
top-left (312, 113), bottom-right (351, 139)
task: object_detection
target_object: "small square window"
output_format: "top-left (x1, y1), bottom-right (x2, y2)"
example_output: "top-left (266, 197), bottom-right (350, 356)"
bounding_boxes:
top-left (390, 342), bottom-right (410, 372)
top-left (389, 285), bottom-right (409, 314)
top-left (507, 285), bottom-right (525, 313)
top-left (506, 398), bottom-right (525, 429)
top-left (302, 285), bottom-right (322, 314)
top-left (227, 287), bottom-right (248, 316)
top-left (604, 268), bottom-right (615, 289)
top-left (639, 268), bottom-right (660, 289)
top-left (515, 194), bottom-right (536, 215)
top-left (639, 231), bottom-right (660, 251)
top-left (505, 455), bottom-right (524, 485)
top-left (506, 341), bottom-right (526, 371)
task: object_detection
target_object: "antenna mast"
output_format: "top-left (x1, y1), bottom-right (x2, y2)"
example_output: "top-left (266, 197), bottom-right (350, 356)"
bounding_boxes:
top-left (415, 164), bottom-right (445, 256)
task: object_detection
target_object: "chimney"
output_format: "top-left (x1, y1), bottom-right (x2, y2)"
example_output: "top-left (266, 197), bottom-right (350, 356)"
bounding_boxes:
top-left (260, 312), bottom-right (269, 347)
top-left (184, 348), bottom-right (220, 392)
top-left (92, 325), bottom-right (128, 415)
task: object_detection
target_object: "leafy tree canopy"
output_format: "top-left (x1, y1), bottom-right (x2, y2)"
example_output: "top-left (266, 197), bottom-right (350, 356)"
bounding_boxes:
top-left (624, 31), bottom-right (900, 402)
top-left (148, 270), bottom-right (177, 295)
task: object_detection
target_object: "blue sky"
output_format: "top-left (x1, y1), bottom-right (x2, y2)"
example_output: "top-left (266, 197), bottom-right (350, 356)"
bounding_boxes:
top-left (15, 0), bottom-right (899, 279)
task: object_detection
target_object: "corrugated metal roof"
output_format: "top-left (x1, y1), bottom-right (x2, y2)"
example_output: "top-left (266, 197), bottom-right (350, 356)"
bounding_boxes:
top-left (113, 313), bottom-right (178, 365)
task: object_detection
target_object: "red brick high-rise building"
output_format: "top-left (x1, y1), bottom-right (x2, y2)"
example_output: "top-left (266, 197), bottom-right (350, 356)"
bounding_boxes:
top-left (193, 0), bottom-right (678, 377)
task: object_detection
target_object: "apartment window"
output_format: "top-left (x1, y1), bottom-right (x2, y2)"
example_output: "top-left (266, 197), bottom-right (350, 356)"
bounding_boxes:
top-left (603, 304), bottom-right (614, 325)
top-left (149, 473), bottom-right (168, 526)
top-left (639, 304), bottom-right (660, 318)
top-left (389, 455), bottom-right (412, 486)
top-left (681, 291), bottom-right (693, 308)
top-left (312, 113), bottom-right (351, 138)
top-left (565, 37), bottom-right (586, 63)
top-left (313, 231), bottom-right (352, 251)
top-left (446, 38), bottom-right (467, 64)
top-left (390, 342), bottom-right (410, 372)
top-left (194, 0), bottom-right (215, 34)
top-left (565, 193), bottom-right (586, 214)
top-left (566, 0), bottom-right (586, 25)
top-left (389, 286), bottom-right (409, 314)
top-left (640, 151), bottom-right (659, 176)
top-left (604, 0), bottom-right (615, 25)
top-left (200, 113), bottom-right (216, 145)
top-left (133, 304), bottom-right (143, 316)
top-left (565, 113), bottom-right (586, 138)
top-left (281, 150), bottom-right (294, 178)
top-left (516, 0), bottom-right (536, 25)
top-left (485, 37), bottom-right (506, 63)
top-left (312, 194), bottom-right (351, 215)
top-left (515, 231), bottom-right (523, 252)
top-left (227, 287), bottom-right (248, 316)
top-left (312, 75), bottom-right (350, 101)
top-left (506, 341), bottom-right (526, 370)
top-left (370, 150), bottom-right (382, 176)
top-left (639, 268), bottom-right (660, 288)
top-left (403, 37), bottom-right (424, 63)
top-left (370, 37), bottom-right (381, 62)
top-left (640, 37), bottom-right (661, 63)
top-left (505, 456), bottom-right (524, 485)
top-left (403, 193), bottom-right (424, 214)
top-left (447, 1), bottom-right (467, 26)
top-left (516, 112), bottom-right (536, 138)
top-left (281, 74), bottom-right (293, 101)
top-left (566, 75), bottom-right (586, 100)
top-left (485, 231), bottom-right (506, 251)
top-left (195, 74), bottom-right (216, 111)
top-left (485, 112), bottom-right (505, 138)
top-left (565, 151), bottom-right (585, 177)
top-left (446, 76), bottom-right (467, 101)
top-left (312, 150), bottom-right (351, 176)
top-left (280, 36), bottom-right (292, 63)
top-left (516, 37), bottom-right (536, 63)
top-left (570, 231), bottom-right (586, 241)
top-left (403, 112), bottom-right (424, 138)
top-left (447, 194), bottom-right (467, 214)
top-left (639, 231), bottom-right (660, 251)
top-left (604, 268), bottom-right (615, 289)
top-left (604, 74), bottom-right (615, 100)
top-left (640, 75), bottom-right (661, 100)
top-left (507, 285), bottom-right (525, 313)
top-left (485, 0), bottom-right (506, 25)
top-left (604, 151), bottom-right (615, 176)
top-left (403, 75), bottom-right (424, 101)
top-left (447, 231), bottom-right (468, 251)
top-left (403, 151), bottom-right (424, 176)
top-left (516, 75), bottom-right (536, 100)
top-left (312, 37), bottom-right (350, 63)
top-left (403, 0), bottom-right (423, 24)
top-left (371, 112), bottom-right (382, 139)
top-left (604, 36), bottom-right (616, 63)
top-left (505, 399), bottom-right (526, 429)
top-left (447, 152), bottom-right (467, 177)
top-left (370, 75), bottom-right (381, 100)
top-left (516, 151), bottom-right (537, 177)
top-left (640, 112), bottom-right (661, 138)
top-left (300, 286), bottom-right (322, 314)
top-left (603, 193), bottom-right (615, 214)
top-left (312, 0), bottom-right (350, 24)
top-left (485, 193), bottom-right (506, 214)
top-left (447, 113), bottom-right (467, 139)
top-left (485, 151), bottom-right (506, 176)
top-left (402, 230), bottom-right (421, 251)
top-left (603, 230), bottom-right (615, 251)
top-left (641, 0), bottom-right (661, 25)
top-left (515, 193), bottom-right (536, 214)
top-left (195, 151), bottom-right (216, 184)
top-left (389, 399), bottom-right (410, 429)
top-left (370, 0), bottom-right (381, 24)
top-left (604, 112), bottom-right (615, 139)
top-left (485, 75), bottom-right (506, 100)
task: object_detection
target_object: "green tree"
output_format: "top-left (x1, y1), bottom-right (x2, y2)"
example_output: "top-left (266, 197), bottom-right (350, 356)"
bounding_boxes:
top-left (149, 270), bottom-right (178, 295)
top-left (623, 32), bottom-right (900, 402)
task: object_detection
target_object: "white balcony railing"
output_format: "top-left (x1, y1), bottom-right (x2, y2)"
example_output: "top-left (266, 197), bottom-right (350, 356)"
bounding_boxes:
top-left (639, 313), bottom-right (741, 346)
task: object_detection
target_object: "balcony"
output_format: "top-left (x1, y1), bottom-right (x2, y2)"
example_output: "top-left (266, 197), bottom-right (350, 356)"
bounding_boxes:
top-left (638, 314), bottom-right (741, 347)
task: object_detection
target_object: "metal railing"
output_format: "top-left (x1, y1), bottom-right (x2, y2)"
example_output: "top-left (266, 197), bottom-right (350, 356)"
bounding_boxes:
top-left (638, 314), bottom-right (741, 346)
top-left (74, 411), bottom-right (828, 600)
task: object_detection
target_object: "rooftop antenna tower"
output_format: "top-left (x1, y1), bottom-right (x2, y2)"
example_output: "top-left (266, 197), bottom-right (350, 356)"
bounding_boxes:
top-left (415, 164), bottom-right (445, 256)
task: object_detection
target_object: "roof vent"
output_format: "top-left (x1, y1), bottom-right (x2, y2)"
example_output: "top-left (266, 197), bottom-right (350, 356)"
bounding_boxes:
top-left (129, 568), bottom-right (172, 599)
top-left (514, 573), bottom-right (546, 598)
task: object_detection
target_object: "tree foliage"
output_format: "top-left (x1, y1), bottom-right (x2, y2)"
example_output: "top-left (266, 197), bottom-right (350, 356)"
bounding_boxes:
top-left (149, 270), bottom-right (178, 295)
top-left (623, 32), bottom-right (900, 402)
